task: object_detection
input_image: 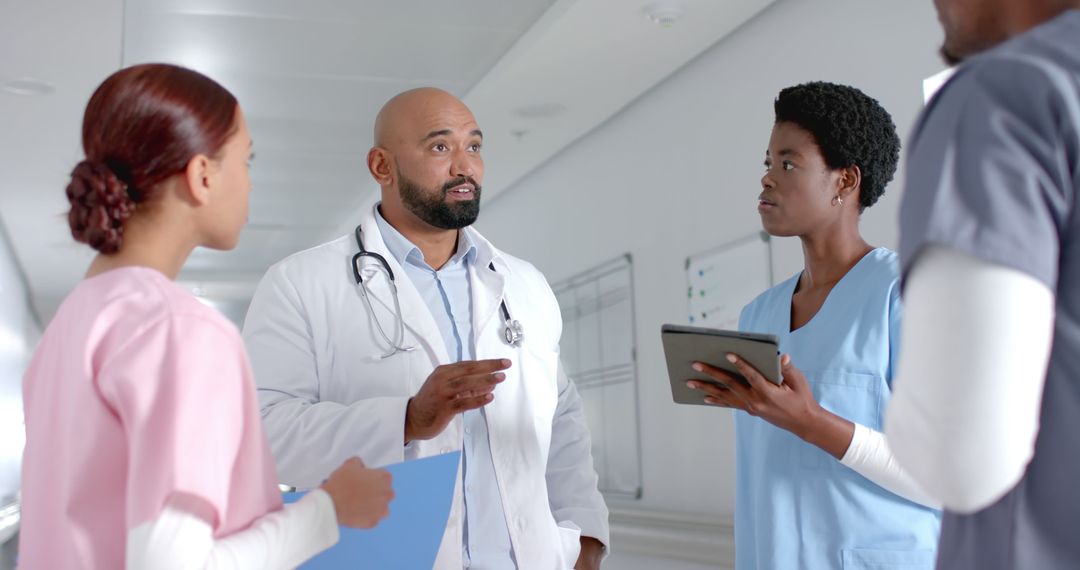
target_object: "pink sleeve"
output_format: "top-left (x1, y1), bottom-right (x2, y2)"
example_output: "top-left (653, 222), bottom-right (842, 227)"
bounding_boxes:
top-left (97, 314), bottom-right (251, 531)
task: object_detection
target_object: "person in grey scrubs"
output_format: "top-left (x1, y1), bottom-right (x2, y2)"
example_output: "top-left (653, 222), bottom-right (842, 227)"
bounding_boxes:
top-left (885, 1), bottom-right (1080, 569)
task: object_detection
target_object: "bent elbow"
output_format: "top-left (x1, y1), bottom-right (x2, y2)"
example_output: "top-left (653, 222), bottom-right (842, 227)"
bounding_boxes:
top-left (938, 455), bottom-right (1030, 514)
top-left (889, 427), bottom-right (1032, 514)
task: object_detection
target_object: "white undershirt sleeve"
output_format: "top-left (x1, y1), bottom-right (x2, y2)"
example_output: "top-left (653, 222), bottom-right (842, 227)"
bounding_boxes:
top-left (126, 489), bottom-right (339, 569)
top-left (885, 245), bottom-right (1055, 513)
top-left (839, 422), bottom-right (939, 508)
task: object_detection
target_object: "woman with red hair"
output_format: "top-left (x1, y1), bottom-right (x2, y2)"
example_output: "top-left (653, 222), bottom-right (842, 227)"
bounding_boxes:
top-left (19, 63), bottom-right (393, 568)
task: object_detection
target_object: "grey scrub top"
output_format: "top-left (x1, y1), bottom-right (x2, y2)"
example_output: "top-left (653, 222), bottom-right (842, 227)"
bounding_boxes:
top-left (900, 9), bottom-right (1080, 570)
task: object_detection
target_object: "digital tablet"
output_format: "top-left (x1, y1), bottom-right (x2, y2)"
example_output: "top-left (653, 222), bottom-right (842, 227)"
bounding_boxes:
top-left (661, 324), bottom-right (782, 406)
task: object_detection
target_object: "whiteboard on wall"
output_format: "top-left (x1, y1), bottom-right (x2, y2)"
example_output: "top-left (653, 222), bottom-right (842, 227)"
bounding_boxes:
top-left (686, 232), bottom-right (773, 330)
top-left (553, 254), bottom-right (642, 499)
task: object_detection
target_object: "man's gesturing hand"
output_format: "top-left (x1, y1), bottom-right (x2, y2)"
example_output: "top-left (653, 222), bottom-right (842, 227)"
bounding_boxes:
top-left (404, 359), bottom-right (511, 443)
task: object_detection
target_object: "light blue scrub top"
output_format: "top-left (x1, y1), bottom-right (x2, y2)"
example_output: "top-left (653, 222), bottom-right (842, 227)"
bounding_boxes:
top-left (735, 248), bottom-right (940, 570)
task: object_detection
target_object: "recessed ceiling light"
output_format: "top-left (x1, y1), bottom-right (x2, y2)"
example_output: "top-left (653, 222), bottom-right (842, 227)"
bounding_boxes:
top-left (641, 2), bottom-right (684, 28)
top-left (2, 77), bottom-right (55, 96)
top-left (515, 102), bottom-right (567, 119)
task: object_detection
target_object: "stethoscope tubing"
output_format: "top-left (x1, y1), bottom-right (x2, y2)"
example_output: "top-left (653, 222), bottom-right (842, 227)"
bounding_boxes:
top-left (352, 224), bottom-right (523, 357)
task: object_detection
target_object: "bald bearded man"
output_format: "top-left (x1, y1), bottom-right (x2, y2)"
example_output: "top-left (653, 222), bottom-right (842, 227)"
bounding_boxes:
top-left (243, 88), bottom-right (610, 569)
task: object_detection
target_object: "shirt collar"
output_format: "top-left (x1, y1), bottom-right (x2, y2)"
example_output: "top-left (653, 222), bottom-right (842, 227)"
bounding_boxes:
top-left (374, 206), bottom-right (477, 270)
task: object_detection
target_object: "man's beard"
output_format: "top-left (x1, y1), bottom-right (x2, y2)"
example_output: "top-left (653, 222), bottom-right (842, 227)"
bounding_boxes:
top-left (398, 171), bottom-right (482, 230)
top-left (940, 44), bottom-right (962, 66)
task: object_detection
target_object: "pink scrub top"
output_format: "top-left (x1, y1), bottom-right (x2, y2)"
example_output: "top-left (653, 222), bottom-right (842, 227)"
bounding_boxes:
top-left (19, 266), bottom-right (283, 568)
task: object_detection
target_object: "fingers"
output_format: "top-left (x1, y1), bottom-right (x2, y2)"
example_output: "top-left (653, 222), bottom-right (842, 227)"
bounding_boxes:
top-left (686, 379), bottom-right (732, 398)
top-left (357, 471), bottom-right (394, 528)
top-left (690, 361), bottom-right (740, 384)
top-left (369, 466), bottom-right (395, 505)
top-left (427, 360), bottom-right (511, 402)
top-left (691, 361), bottom-right (753, 398)
top-left (409, 363), bottom-right (510, 440)
top-left (686, 380), bottom-right (746, 410)
top-left (778, 353), bottom-right (808, 391)
top-left (450, 393), bottom-right (496, 412)
top-left (447, 370), bottom-right (506, 391)
top-left (444, 372), bottom-right (506, 400)
top-left (703, 392), bottom-right (744, 409)
top-left (725, 353), bottom-right (775, 391)
top-left (374, 468), bottom-right (394, 495)
top-left (434, 358), bottom-right (511, 380)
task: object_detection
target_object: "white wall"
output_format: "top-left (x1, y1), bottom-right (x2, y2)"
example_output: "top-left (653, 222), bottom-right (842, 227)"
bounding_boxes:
top-left (476, 0), bottom-right (944, 563)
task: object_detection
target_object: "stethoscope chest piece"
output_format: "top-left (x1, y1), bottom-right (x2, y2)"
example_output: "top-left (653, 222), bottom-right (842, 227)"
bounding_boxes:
top-left (503, 319), bottom-right (525, 347)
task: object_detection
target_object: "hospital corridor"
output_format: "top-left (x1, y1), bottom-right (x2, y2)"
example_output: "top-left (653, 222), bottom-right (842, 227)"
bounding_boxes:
top-left (2, 0), bottom-right (1079, 568)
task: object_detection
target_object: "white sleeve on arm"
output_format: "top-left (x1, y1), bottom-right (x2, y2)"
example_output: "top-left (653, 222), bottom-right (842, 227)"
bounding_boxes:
top-left (126, 489), bottom-right (339, 570)
top-left (840, 422), bottom-right (939, 508)
top-left (885, 245), bottom-right (1055, 513)
top-left (243, 265), bottom-right (411, 488)
top-left (545, 359), bottom-right (611, 552)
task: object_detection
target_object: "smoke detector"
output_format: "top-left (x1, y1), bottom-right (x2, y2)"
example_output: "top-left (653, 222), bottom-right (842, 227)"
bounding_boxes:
top-left (641, 2), bottom-right (685, 28)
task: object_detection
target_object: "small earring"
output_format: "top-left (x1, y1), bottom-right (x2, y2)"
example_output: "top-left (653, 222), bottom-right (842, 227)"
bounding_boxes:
top-left (832, 195), bottom-right (843, 207)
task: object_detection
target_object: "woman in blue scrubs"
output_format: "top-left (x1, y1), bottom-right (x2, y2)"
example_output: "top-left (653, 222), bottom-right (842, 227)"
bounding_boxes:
top-left (688, 82), bottom-right (940, 569)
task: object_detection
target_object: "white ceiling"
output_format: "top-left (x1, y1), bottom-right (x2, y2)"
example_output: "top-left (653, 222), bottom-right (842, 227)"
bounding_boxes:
top-left (1, 0), bottom-right (775, 326)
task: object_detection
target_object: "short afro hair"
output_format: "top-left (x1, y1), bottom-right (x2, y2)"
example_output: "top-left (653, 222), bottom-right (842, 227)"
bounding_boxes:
top-left (774, 81), bottom-right (900, 211)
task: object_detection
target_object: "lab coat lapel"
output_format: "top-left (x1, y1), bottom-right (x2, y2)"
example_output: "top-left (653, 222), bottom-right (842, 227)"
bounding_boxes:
top-left (471, 266), bottom-right (505, 347)
top-left (468, 226), bottom-right (511, 359)
top-left (469, 232), bottom-right (529, 441)
top-left (355, 208), bottom-right (450, 365)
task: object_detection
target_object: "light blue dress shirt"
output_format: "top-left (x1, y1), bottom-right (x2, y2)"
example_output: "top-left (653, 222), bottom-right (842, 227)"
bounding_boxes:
top-left (735, 248), bottom-right (940, 570)
top-left (375, 209), bottom-right (516, 569)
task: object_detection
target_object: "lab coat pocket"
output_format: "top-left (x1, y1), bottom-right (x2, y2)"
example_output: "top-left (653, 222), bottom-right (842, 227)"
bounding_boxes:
top-left (556, 520), bottom-right (582, 569)
top-left (801, 370), bottom-right (883, 471)
top-left (841, 547), bottom-right (936, 569)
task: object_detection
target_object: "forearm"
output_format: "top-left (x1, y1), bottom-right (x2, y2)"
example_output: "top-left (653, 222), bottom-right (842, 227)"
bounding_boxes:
top-left (840, 423), bottom-right (939, 507)
top-left (797, 406), bottom-right (855, 461)
top-left (793, 401), bottom-right (937, 507)
top-left (245, 269), bottom-right (415, 484)
top-left (126, 490), bottom-right (338, 570)
top-left (886, 246), bottom-right (1054, 513)
top-left (260, 394), bottom-right (410, 487)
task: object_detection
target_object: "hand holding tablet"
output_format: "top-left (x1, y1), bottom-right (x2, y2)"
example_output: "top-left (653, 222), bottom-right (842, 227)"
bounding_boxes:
top-left (660, 324), bottom-right (782, 406)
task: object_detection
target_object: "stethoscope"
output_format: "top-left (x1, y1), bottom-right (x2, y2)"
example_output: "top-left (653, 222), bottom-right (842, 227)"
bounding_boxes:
top-left (351, 225), bottom-right (524, 359)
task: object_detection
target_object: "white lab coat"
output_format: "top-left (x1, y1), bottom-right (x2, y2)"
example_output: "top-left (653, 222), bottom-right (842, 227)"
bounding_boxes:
top-left (242, 204), bottom-right (610, 569)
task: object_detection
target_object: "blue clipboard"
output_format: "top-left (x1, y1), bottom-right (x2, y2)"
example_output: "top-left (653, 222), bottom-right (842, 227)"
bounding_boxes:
top-left (284, 451), bottom-right (460, 569)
